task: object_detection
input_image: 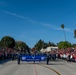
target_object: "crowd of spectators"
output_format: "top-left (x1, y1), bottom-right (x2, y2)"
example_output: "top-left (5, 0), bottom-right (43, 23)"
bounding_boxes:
top-left (41, 47), bottom-right (76, 62)
top-left (0, 47), bottom-right (76, 63)
top-left (54, 47), bottom-right (76, 62)
top-left (0, 47), bottom-right (17, 61)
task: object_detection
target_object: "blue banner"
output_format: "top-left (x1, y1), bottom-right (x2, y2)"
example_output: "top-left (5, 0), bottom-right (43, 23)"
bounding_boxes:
top-left (21, 55), bottom-right (46, 62)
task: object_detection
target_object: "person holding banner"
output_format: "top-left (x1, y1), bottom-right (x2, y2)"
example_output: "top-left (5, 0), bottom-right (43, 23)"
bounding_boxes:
top-left (17, 51), bottom-right (21, 64)
top-left (46, 52), bottom-right (50, 65)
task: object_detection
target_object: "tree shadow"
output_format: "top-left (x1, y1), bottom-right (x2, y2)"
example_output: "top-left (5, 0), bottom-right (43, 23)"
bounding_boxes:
top-left (0, 59), bottom-right (11, 64)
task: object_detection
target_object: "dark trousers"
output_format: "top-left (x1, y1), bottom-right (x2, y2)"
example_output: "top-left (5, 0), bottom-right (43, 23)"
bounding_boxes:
top-left (18, 57), bottom-right (20, 64)
top-left (47, 58), bottom-right (49, 65)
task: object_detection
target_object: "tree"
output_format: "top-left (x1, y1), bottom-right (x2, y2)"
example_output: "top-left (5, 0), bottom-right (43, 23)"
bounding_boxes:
top-left (61, 24), bottom-right (66, 41)
top-left (57, 41), bottom-right (72, 49)
top-left (61, 24), bottom-right (64, 29)
top-left (34, 39), bottom-right (45, 51)
top-left (47, 41), bottom-right (51, 47)
top-left (0, 41), bottom-right (2, 47)
top-left (34, 40), bottom-right (56, 51)
top-left (72, 44), bottom-right (76, 48)
top-left (1, 36), bottom-right (15, 48)
top-left (74, 30), bottom-right (76, 38)
top-left (47, 41), bottom-right (56, 47)
top-left (50, 42), bottom-right (56, 46)
top-left (15, 41), bottom-right (30, 53)
top-left (15, 41), bottom-right (27, 50)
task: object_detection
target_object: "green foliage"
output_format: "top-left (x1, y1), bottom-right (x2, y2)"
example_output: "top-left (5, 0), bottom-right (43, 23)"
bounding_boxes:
top-left (47, 41), bottom-right (56, 47)
top-left (61, 24), bottom-right (64, 29)
top-left (34, 39), bottom-right (45, 51)
top-left (57, 41), bottom-right (72, 49)
top-left (0, 41), bottom-right (2, 47)
top-left (34, 39), bottom-right (56, 51)
top-left (1, 36), bottom-right (15, 48)
top-left (15, 41), bottom-right (28, 50)
top-left (72, 44), bottom-right (76, 48)
top-left (61, 24), bottom-right (66, 41)
top-left (15, 41), bottom-right (30, 53)
top-left (74, 30), bottom-right (76, 38)
top-left (47, 41), bottom-right (51, 46)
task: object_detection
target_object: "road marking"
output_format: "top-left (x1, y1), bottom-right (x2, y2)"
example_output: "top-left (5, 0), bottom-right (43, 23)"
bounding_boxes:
top-left (34, 64), bottom-right (38, 75)
top-left (39, 65), bottom-right (61, 75)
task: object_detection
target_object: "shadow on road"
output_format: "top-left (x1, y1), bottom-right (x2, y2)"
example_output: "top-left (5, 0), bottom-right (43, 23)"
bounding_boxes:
top-left (18, 61), bottom-right (64, 65)
top-left (0, 59), bottom-right (11, 64)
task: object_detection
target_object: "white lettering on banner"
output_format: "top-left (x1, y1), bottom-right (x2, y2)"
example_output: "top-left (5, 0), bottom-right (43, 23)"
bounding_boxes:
top-left (32, 56), bottom-right (35, 59)
top-left (22, 57), bottom-right (26, 60)
top-left (41, 57), bottom-right (45, 60)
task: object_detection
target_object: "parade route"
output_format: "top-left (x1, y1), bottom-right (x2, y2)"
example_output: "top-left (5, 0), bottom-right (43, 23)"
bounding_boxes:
top-left (0, 60), bottom-right (76, 75)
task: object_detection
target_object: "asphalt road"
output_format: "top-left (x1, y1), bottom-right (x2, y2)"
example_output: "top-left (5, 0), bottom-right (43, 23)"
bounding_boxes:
top-left (0, 60), bottom-right (76, 75)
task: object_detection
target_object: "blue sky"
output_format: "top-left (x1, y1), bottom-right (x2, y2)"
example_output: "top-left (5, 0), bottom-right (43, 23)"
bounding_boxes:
top-left (0, 0), bottom-right (76, 48)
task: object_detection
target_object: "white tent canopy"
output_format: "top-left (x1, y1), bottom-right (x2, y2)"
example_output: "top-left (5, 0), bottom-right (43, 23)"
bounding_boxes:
top-left (40, 47), bottom-right (58, 52)
top-left (40, 48), bottom-right (47, 52)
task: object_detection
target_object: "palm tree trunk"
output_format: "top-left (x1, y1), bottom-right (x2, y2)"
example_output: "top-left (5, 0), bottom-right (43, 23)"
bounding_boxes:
top-left (63, 29), bottom-right (66, 41)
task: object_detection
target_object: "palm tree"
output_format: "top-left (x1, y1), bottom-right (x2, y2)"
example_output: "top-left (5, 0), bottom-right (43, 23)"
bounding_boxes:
top-left (61, 24), bottom-right (66, 41)
top-left (74, 30), bottom-right (76, 38)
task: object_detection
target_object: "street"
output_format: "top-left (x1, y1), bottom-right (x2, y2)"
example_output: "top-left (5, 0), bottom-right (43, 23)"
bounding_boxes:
top-left (0, 60), bottom-right (76, 75)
